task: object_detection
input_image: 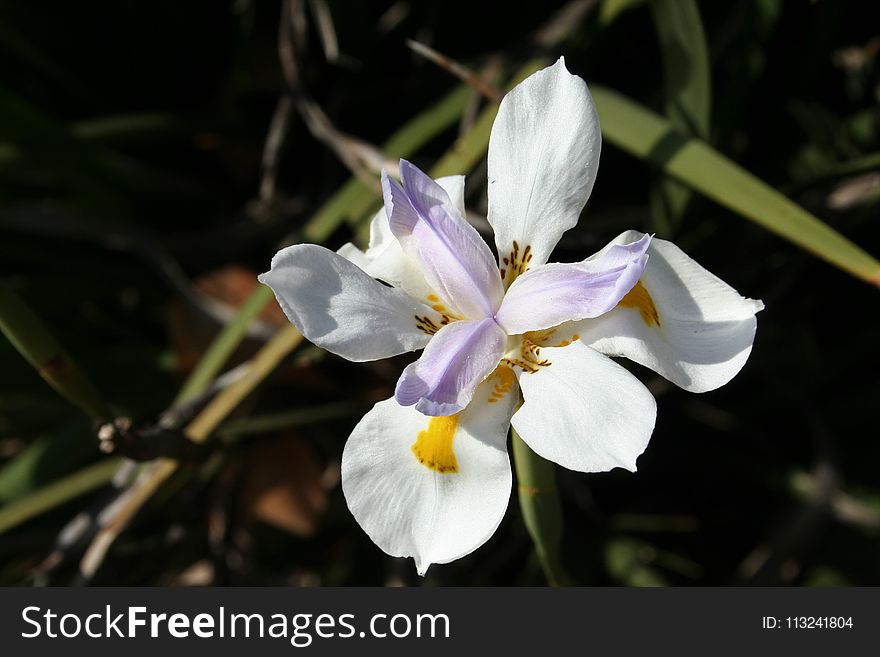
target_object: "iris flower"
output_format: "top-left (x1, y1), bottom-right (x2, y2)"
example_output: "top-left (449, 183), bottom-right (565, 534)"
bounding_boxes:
top-left (260, 58), bottom-right (763, 574)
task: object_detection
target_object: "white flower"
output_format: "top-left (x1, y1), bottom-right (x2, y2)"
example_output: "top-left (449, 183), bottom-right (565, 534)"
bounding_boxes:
top-left (259, 58), bottom-right (764, 575)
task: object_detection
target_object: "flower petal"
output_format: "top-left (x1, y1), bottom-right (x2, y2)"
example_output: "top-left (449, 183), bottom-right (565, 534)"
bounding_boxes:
top-left (337, 175), bottom-right (467, 314)
top-left (578, 231), bottom-right (764, 393)
top-left (259, 243), bottom-right (432, 362)
top-left (487, 57), bottom-right (601, 278)
top-left (383, 161), bottom-right (503, 319)
top-left (494, 234), bottom-right (651, 335)
top-left (395, 317), bottom-right (507, 416)
top-left (341, 369), bottom-right (518, 575)
top-left (512, 341), bottom-right (656, 473)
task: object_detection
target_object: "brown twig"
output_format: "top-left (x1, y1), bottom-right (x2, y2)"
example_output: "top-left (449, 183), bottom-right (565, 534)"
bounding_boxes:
top-left (308, 0), bottom-right (339, 63)
top-left (406, 40), bottom-right (503, 103)
top-left (280, 0), bottom-right (395, 187)
top-left (77, 326), bottom-right (303, 582)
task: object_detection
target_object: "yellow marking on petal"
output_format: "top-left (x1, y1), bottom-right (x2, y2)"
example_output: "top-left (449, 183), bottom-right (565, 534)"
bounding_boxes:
top-left (412, 415), bottom-right (460, 474)
top-left (552, 334), bottom-right (579, 347)
top-left (619, 280), bottom-right (660, 327)
top-left (427, 294), bottom-right (440, 302)
top-left (487, 365), bottom-right (516, 403)
top-left (431, 304), bottom-right (446, 312)
top-left (523, 328), bottom-right (557, 347)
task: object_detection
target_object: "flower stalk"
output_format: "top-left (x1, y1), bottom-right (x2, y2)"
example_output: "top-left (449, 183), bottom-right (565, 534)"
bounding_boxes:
top-left (512, 427), bottom-right (570, 586)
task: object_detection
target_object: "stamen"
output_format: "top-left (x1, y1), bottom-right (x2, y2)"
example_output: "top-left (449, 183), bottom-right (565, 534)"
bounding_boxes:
top-left (487, 365), bottom-right (516, 403)
top-left (414, 314), bottom-right (440, 335)
top-left (500, 241), bottom-right (534, 287)
top-left (501, 334), bottom-right (551, 374)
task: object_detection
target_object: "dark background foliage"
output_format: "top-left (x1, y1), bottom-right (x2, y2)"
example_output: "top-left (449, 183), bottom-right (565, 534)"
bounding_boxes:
top-left (1, 0), bottom-right (878, 586)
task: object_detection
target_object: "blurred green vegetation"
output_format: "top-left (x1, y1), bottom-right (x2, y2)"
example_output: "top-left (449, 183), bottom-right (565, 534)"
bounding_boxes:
top-left (1, 0), bottom-right (879, 586)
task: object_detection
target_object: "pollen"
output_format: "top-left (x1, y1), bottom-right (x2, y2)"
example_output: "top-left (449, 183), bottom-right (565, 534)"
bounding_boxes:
top-left (552, 333), bottom-right (579, 348)
top-left (412, 415), bottom-right (460, 474)
top-left (487, 365), bottom-right (516, 403)
top-left (619, 281), bottom-right (660, 327)
top-left (502, 334), bottom-right (551, 374)
top-left (501, 241), bottom-right (533, 287)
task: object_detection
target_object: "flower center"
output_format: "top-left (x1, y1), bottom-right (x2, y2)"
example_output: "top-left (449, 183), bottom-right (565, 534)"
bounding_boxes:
top-left (501, 333), bottom-right (550, 374)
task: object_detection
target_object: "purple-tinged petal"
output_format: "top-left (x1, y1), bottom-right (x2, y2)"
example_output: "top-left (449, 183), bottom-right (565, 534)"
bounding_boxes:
top-left (395, 318), bottom-right (507, 416)
top-left (383, 161), bottom-right (504, 319)
top-left (495, 234), bottom-right (652, 335)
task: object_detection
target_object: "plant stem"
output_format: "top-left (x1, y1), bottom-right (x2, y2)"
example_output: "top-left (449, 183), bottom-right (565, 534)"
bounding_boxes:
top-left (173, 284), bottom-right (275, 406)
top-left (511, 428), bottom-right (570, 586)
top-left (79, 324), bottom-right (303, 578)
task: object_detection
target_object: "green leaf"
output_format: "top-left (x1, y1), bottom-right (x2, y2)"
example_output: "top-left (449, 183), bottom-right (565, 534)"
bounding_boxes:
top-left (512, 429), bottom-right (570, 586)
top-left (591, 85), bottom-right (880, 286)
top-left (598, 0), bottom-right (647, 26)
top-left (0, 420), bottom-right (97, 504)
top-left (650, 0), bottom-right (711, 139)
top-left (0, 459), bottom-right (120, 534)
top-left (649, 0), bottom-right (712, 233)
top-left (0, 283), bottom-right (112, 421)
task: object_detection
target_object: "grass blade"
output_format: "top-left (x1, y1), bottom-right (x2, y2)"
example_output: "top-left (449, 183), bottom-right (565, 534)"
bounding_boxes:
top-left (649, 0), bottom-right (711, 232)
top-left (591, 85), bottom-right (880, 286)
top-left (0, 284), bottom-right (112, 421)
top-left (0, 459), bottom-right (120, 534)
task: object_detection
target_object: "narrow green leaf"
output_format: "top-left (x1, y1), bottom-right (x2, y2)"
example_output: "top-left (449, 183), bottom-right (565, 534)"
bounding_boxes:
top-left (591, 85), bottom-right (880, 286)
top-left (599, 0), bottom-right (647, 26)
top-left (605, 536), bottom-right (669, 586)
top-left (512, 429), bottom-right (570, 586)
top-left (0, 420), bottom-right (97, 504)
top-left (650, 0), bottom-right (711, 139)
top-left (0, 459), bottom-right (120, 534)
top-left (0, 284), bottom-right (112, 421)
top-left (173, 285), bottom-right (275, 407)
top-left (649, 0), bottom-right (712, 232)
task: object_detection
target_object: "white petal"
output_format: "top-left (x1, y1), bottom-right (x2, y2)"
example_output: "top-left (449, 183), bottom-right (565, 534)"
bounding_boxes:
top-left (259, 243), bottom-right (432, 362)
top-left (436, 175), bottom-right (466, 217)
top-left (342, 367), bottom-right (519, 574)
top-left (487, 57), bottom-right (601, 278)
top-left (579, 231), bottom-right (764, 393)
top-left (512, 341), bottom-right (656, 473)
top-left (337, 175), bottom-right (469, 315)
